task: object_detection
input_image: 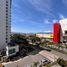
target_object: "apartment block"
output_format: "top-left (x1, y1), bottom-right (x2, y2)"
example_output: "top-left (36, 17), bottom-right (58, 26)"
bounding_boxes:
top-left (0, 0), bottom-right (11, 50)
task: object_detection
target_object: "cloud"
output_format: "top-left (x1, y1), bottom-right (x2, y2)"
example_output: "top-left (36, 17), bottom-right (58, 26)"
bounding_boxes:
top-left (44, 30), bottom-right (52, 33)
top-left (14, 17), bottom-right (41, 25)
top-left (52, 19), bottom-right (58, 23)
top-left (28, 0), bottom-right (54, 17)
top-left (12, 0), bottom-right (34, 19)
top-left (19, 19), bottom-right (25, 22)
top-left (13, 3), bottom-right (20, 9)
top-left (44, 19), bottom-right (50, 24)
top-left (59, 14), bottom-right (65, 19)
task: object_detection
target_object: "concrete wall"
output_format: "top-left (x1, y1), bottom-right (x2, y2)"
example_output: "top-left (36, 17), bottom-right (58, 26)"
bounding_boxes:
top-left (0, 0), bottom-right (11, 50)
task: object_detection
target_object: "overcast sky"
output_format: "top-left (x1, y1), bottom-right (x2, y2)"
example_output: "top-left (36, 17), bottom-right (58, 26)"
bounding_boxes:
top-left (11, 0), bottom-right (67, 33)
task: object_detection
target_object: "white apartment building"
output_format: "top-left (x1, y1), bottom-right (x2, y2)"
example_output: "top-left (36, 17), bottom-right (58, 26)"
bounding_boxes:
top-left (59, 19), bottom-right (67, 42)
top-left (59, 19), bottom-right (67, 34)
top-left (0, 0), bottom-right (11, 50)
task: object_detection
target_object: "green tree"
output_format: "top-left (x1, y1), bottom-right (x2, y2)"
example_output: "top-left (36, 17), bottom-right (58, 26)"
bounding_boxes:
top-left (32, 62), bottom-right (39, 67)
top-left (11, 34), bottom-right (28, 44)
top-left (57, 58), bottom-right (67, 67)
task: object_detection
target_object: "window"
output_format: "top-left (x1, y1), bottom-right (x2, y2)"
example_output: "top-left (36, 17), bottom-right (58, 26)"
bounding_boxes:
top-left (65, 30), bottom-right (67, 34)
top-left (6, 4), bottom-right (8, 6)
top-left (6, 19), bottom-right (8, 21)
top-left (6, 1), bottom-right (8, 3)
top-left (6, 25), bottom-right (8, 27)
top-left (6, 7), bottom-right (8, 9)
top-left (8, 48), bottom-right (16, 55)
top-left (6, 16), bottom-right (8, 18)
top-left (6, 13), bottom-right (8, 15)
top-left (6, 10), bottom-right (8, 12)
top-left (6, 31), bottom-right (8, 33)
top-left (6, 37), bottom-right (8, 39)
top-left (6, 40), bottom-right (7, 43)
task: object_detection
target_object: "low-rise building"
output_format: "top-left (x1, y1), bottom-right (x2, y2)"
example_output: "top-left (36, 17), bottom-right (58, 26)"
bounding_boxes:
top-left (36, 33), bottom-right (53, 39)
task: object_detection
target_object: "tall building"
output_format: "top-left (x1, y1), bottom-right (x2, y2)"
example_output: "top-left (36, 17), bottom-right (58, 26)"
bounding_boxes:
top-left (53, 19), bottom-right (67, 43)
top-left (59, 19), bottom-right (67, 35)
top-left (53, 23), bottom-right (61, 43)
top-left (59, 19), bottom-right (67, 42)
top-left (0, 0), bottom-right (11, 50)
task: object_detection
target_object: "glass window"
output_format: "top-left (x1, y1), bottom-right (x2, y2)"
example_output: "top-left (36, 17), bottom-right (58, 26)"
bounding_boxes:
top-left (65, 30), bottom-right (67, 34)
top-left (8, 48), bottom-right (16, 55)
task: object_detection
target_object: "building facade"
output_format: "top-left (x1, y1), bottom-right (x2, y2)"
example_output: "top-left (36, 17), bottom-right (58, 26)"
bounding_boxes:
top-left (53, 19), bottom-right (67, 43)
top-left (53, 23), bottom-right (61, 43)
top-left (0, 0), bottom-right (11, 50)
top-left (36, 33), bottom-right (53, 39)
top-left (59, 19), bottom-right (67, 35)
top-left (59, 19), bottom-right (67, 42)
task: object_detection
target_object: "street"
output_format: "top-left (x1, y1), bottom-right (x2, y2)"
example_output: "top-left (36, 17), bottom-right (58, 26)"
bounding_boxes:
top-left (51, 50), bottom-right (67, 60)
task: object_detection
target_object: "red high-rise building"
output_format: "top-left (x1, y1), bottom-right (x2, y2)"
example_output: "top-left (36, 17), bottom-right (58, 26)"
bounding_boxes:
top-left (53, 23), bottom-right (61, 43)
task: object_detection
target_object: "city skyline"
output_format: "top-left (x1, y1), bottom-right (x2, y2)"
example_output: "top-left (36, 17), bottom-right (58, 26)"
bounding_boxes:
top-left (11, 0), bottom-right (67, 33)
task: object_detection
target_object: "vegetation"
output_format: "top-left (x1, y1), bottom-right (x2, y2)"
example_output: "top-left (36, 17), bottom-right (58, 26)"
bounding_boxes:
top-left (48, 45), bottom-right (67, 55)
top-left (41, 43), bottom-right (67, 55)
top-left (32, 62), bottom-right (39, 67)
top-left (10, 34), bottom-right (42, 56)
top-left (57, 58), bottom-right (67, 67)
top-left (11, 34), bottom-right (28, 45)
top-left (45, 61), bottom-right (57, 67)
top-left (11, 34), bottom-right (41, 45)
top-left (31, 58), bottom-right (67, 67)
top-left (44, 58), bottom-right (67, 67)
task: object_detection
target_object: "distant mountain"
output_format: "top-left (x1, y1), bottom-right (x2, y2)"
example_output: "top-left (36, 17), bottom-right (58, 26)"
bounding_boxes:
top-left (11, 32), bottom-right (53, 35)
top-left (36, 32), bottom-right (53, 34)
top-left (11, 32), bottom-right (26, 35)
top-left (11, 32), bottom-right (35, 35)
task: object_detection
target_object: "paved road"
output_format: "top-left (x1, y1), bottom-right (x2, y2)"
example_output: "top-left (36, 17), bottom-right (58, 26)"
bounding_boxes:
top-left (51, 50), bottom-right (67, 60)
top-left (2, 54), bottom-right (45, 67)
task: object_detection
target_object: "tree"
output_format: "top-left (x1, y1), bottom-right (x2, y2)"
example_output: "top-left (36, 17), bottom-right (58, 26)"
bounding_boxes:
top-left (30, 37), bottom-right (41, 44)
top-left (11, 33), bottom-right (29, 51)
top-left (57, 58), bottom-right (67, 67)
top-left (32, 62), bottom-right (39, 67)
top-left (11, 34), bottom-right (28, 44)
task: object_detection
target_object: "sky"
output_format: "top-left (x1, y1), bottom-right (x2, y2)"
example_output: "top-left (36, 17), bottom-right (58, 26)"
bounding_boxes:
top-left (11, 0), bottom-right (67, 33)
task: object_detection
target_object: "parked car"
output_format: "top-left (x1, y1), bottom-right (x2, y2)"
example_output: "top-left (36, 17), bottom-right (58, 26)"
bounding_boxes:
top-left (41, 58), bottom-right (50, 66)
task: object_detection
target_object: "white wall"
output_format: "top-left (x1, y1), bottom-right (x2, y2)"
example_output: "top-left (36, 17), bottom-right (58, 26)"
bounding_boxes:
top-left (59, 19), bottom-right (67, 34)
